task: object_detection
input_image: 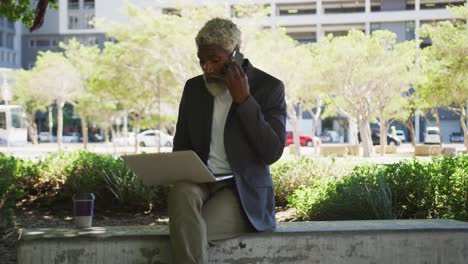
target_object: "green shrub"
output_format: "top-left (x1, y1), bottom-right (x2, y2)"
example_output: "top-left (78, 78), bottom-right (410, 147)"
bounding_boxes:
top-left (271, 156), bottom-right (357, 206)
top-left (288, 155), bottom-right (468, 221)
top-left (289, 165), bottom-right (393, 220)
top-left (384, 155), bottom-right (468, 220)
top-left (0, 154), bottom-right (26, 228)
top-left (15, 150), bottom-right (166, 212)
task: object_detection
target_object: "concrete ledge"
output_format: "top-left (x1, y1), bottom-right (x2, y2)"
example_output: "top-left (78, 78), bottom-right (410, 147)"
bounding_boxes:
top-left (441, 147), bottom-right (457, 156)
top-left (18, 220), bottom-right (468, 264)
top-left (320, 145), bottom-right (359, 157)
top-left (414, 145), bottom-right (442, 156)
top-left (375, 145), bottom-right (397, 154)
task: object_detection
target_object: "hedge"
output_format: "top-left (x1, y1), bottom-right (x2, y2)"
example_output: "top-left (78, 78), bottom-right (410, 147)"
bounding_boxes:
top-left (289, 155), bottom-right (468, 221)
top-left (1, 151), bottom-right (466, 228)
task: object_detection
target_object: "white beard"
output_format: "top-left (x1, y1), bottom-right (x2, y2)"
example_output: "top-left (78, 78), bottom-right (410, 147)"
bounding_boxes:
top-left (203, 76), bottom-right (227, 97)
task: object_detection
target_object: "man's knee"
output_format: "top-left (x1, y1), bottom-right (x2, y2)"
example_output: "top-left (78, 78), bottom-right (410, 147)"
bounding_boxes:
top-left (168, 182), bottom-right (205, 209)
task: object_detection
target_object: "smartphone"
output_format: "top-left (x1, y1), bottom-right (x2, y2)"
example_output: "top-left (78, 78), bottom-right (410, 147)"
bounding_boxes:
top-left (232, 50), bottom-right (244, 67)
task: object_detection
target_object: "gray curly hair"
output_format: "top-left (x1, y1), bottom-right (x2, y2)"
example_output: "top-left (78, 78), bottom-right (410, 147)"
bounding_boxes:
top-left (195, 18), bottom-right (241, 52)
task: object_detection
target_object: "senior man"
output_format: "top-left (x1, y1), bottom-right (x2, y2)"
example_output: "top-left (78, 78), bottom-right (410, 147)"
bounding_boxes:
top-left (169, 17), bottom-right (286, 264)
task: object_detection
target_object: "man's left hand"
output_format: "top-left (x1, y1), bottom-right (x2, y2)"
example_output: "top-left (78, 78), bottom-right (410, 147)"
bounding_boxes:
top-left (224, 59), bottom-right (250, 104)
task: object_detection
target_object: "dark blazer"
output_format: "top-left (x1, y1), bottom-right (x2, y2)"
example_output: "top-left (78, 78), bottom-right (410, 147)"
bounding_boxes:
top-left (173, 59), bottom-right (287, 232)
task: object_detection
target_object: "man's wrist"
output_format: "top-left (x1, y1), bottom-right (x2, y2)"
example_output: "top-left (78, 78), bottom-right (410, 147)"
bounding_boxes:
top-left (233, 94), bottom-right (250, 105)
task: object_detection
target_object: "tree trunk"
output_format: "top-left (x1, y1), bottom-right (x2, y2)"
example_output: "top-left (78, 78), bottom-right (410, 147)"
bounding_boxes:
top-left (308, 99), bottom-right (322, 155)
top-left (406, 115), bottom-right (416, 147)
top-left (134, 115), bottom-right (141, 154)
top-left (349, 119), bottom-right (359, 144)
top-left (359, 118), bottom-right (373, 157)
top-left (104, 127), bottom-right (110, 144)
top-left (81, 115), bottom-right (88, 150)
top-left (432, 108), bottom-right (443, 146)
top-left (57, 100), bottom-right (64, 151)
top-left (379, 115), bottom-right (387, 157)
top-left (48, 106), bottom-right (53, 143)
top-left (460, 107), bottom-right (468, 151)
top-left (110, 125), bottom-right (117, 155)
top-left (123, 110), bottom-right (128, 141)
top-left (26, 116), bottom-right (38, 144)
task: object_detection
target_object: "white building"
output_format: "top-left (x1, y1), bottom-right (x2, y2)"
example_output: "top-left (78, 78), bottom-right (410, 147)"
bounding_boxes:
top-left (0, 17), bottom-right (22, 69)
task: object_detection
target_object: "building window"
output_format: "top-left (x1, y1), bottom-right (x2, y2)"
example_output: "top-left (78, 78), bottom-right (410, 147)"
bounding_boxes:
top-left (231, 4), bottom-right (271, 17)
top-left (277, 3), bottom-right (316, 16)
top-left (84, 0), bottom-right (95, 9)
top-left (0, 31), bottom-right (3, 47)
top-left (87, 37), bottom-right (96, 45)
top-left (405, 21), bottom-right (415, 40)
top-left (68, 0), bottom-right (79, 10)
top-left (6, 33), bottom-right (14, 49)
top-left (68, 15), bottom-right (79, 29)
top-left (12, 52), bottom-right (15, 64)
top-left (163, 8), bottom-right (181, 16)
top-left (323, 1), bottom-right (366, 14)
top-left (36, 39), bottom-right (50, 47)
top-left (420, 0), bottom-right (464, 10)
top-left (0, 51), bottom-right (3, 62)
top-left (106, 37), bottom-right (116, 43)
top-left (370, 23), bottom-right (381, 33)
top-left (7, 20), bottom-right (14, 29)
top-left (0, 17), bottom-right (3, 27)
top-left (85, 14), bottom-right (95, 28)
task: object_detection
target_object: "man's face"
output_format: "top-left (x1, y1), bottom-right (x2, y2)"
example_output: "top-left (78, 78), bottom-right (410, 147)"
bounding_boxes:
top-left (197, 44), bottom-right (230, 83)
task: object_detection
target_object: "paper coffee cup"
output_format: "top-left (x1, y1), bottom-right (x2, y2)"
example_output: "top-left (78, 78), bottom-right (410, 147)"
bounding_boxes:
top-left (73, 193), bottom-right (95, 228)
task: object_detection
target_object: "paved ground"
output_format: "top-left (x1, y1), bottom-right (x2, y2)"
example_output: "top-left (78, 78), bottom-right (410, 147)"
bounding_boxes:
top-left (0, 142), bottom-right (466, 163)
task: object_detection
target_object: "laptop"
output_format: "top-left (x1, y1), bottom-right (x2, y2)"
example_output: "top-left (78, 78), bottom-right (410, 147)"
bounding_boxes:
top-left (121, 150), bottom-right (233, 186)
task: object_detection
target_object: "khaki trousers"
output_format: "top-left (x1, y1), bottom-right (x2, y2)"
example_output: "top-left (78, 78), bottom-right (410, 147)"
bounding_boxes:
top-left (168, 180), bottom-right (253, 264)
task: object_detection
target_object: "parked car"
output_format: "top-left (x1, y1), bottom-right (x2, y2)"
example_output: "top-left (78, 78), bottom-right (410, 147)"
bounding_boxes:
top-left (449, 132), bottom-right (464, 143)
top-left (137, 130), bottom-right (173, 147)
top-left (285, 131), bottom-right (320, 147)
top-left (319, 130), bottom-right (340, 143)
top-left (38, 132), bottom-right (56, 142)
top-left (62, 132), bottom-right (81, 143)
top-left (113, 132), bottom-right (136, 145)
top-left (424, 127), bottom-right (440, 144)
top-left (370, 131), bottom-right (401, 146)
top-left (395, 130), bottom-right (407, 143)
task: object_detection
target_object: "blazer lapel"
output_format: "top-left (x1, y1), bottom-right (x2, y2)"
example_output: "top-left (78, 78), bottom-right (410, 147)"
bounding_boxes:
top-left (196, 78), bottom-right (214, 163)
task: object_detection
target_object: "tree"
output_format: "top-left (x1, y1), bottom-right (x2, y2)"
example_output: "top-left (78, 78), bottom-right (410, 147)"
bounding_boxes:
top-left (93, 2), bottom-right (262, 153)
top-left (315, 30), bottom-right (418, 157)
top-left (418, 4), bottom-right (468, 150)
top-left (369, 32), bottom-right (418, 155)
top-left (32, 51), bottom-right (82, 150)
top-left (11, 68), bottom-right (50, 144)
top-left (60, 39), bottom-right (101, 149)
top-left (244, 29), bottom-right (316, 156)
top-left (0, 0), bottom-right (58, 31)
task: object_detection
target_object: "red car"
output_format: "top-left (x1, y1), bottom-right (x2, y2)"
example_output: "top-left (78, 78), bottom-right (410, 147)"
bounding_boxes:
top-left (286, 131), bottom-right (317, 147)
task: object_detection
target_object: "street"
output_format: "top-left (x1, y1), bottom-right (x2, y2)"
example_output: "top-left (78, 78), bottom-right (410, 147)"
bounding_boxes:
top-left (1, 142), bottom-right (466, 164)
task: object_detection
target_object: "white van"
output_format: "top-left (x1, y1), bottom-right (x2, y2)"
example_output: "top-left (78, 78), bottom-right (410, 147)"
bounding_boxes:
top-left (395, 130), bottom-right (407, 142)
top-left (424, 127), bottom-right (440, 144)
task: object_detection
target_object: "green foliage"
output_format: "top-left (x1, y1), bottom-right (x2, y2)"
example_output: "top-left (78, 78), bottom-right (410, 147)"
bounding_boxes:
top-left (288, 155), bottom-right (468, 221)
top-left (270, 156), bottom-right (357, 206)
top-left (385, 156), bottom-right (468, 220)
top-left (289, 165), bottom-right (393, 220)
top-left (0, 154), bottom-right (26, 228)
top-left (18, 151), bottom-right (163, 212)
top-left (0, 0), bottom-right (58, 28)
